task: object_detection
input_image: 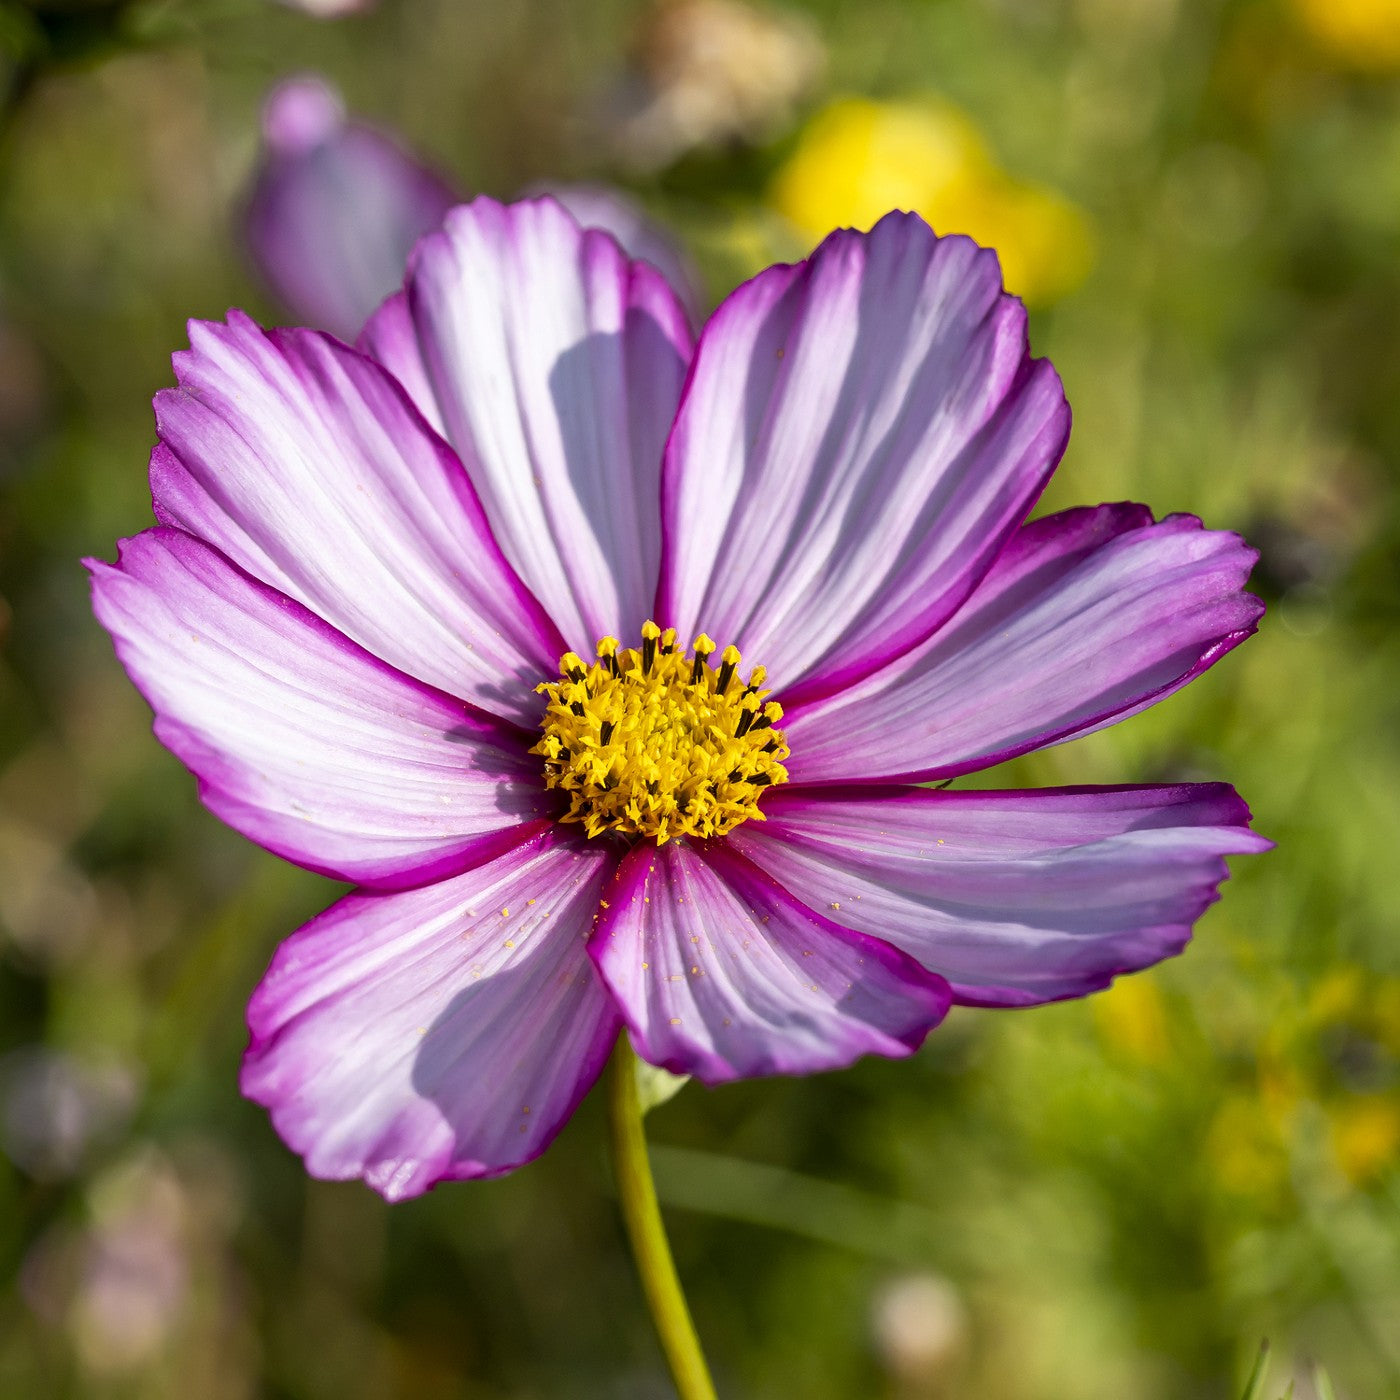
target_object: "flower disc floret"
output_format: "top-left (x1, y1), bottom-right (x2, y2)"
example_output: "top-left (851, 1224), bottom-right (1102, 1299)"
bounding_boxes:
top-left (531, 622), bottom-right (790, 844)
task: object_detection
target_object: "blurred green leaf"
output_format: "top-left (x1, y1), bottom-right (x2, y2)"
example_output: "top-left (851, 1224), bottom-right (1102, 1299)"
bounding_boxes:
top-left (1240, 1341), bottom-right (1272, 1400)
top-left (0, 3), bottom-right (45, 66)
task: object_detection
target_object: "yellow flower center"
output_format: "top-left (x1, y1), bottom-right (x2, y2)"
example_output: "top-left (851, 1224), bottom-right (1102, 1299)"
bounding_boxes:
top-left (531, 621), bottom-right (790, 845)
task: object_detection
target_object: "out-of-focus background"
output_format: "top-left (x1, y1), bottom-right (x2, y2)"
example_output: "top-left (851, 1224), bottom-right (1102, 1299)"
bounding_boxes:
top-left (1, 0), bottom-right (1398, 1395)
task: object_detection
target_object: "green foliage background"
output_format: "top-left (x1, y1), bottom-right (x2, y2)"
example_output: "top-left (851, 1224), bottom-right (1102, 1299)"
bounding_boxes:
top-left (0, 0), bottom-right (1398, 1396)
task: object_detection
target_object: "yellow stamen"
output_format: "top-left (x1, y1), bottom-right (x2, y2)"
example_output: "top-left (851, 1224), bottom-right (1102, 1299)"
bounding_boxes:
top-left (531, 621), bottom-right (790, 844)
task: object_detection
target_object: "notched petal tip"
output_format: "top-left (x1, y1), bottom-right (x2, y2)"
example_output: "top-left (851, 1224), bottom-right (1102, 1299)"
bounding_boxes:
top-left (590, 840), bottom-right (951, 1086)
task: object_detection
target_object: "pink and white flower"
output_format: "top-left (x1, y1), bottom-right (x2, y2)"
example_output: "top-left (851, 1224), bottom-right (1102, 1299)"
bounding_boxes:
top-left (90, 197), bottom-right (1266, 1200)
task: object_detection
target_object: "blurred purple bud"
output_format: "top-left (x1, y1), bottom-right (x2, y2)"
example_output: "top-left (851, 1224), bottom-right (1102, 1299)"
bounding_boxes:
top-left (261, 75), bottom-right (346, 153)
top-left (245, 76), bottom-right (456, 341)
top-left (246, 77), bottom-right (706, 339)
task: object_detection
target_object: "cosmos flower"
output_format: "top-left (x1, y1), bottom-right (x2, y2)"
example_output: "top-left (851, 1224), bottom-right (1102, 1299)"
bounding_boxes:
top-left (246, 75), bottom-right (703, 342)
top-left (89, 198), bottom-right (1267, 1200)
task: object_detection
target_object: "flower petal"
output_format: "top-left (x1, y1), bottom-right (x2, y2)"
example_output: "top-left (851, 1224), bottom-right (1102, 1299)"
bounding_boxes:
top-left (356, 290), bottom-right (445, 435)
top-left (731, 783), bottom-right (1271, 1006)
top-left (589, 840), bottom-right (949, 1083)
top-left (543, 184), bottom-right (705, 327)
top-left (784, 505), bottom-right (1263, 784)
top-left (89, 528), bottom-right (551, 889)
top-left (245, 76), bottom-right (456, 340)
top-left (241, 828), bottom-right (620, 1201)
top-left (383, 195), bottom-right (693, 646)
top-left (150, 313), bottom-right (564, 725)
top-left (656, 211), bottom-right (1069, 700)
top-left (362, 187), bottom-right (702, 408)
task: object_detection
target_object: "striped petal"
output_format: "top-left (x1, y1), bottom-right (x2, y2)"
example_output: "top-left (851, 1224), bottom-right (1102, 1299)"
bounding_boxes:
top-left (784, 506), bottom-right (1263, 784)
top-left (590, 839), bottom-right (950, 1083)
top-left (657, 211), bottom-right (1069, 702)
top-left (732, 784), bottom-right (1270, 1007)
top-left (242, 828), bottom-right (620, 1200)
top-left (88, 529), bottom-right (550, 889)
top-left (150, 313), bottom-right (564, 725)
top-left (371, 196), bottom-right (693, 647)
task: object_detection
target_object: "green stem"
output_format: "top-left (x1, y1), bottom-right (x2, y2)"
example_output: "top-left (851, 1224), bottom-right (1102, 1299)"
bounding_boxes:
top-left (607, 1036), bottom-right (719, 1400)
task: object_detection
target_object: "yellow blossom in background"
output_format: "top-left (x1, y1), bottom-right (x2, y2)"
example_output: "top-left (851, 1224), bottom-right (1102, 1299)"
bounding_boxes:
top-left (1207, 1092), bottom-right (1294, 1200)
top-left (1307, 964), bottom-right (1364, 1025)
top-left (1306, 965), bottom-right (1400, 1053)
top-left (1092, 974), bottom-right (1172, 1065)
top-left (769, 96), bottom-right (1095, 307)
top-left (1292, 0), bottom-right (1400, 71)
top-left (1372, 978), bottom-right (1400, 1052)
top-left (1264, 967), bottom-right (1400, 1188)
top-left (1328, 1095), bottom-right (1400, 1183)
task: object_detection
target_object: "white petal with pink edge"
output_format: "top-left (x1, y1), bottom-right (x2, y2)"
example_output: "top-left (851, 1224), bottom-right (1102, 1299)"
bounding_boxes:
top-left (784, 505), bottom-right (1263, 784)
top-left (589, 840), bottom-right (949, 1084)
top-left (88, 528), bottom-right (551, 890)
top-left (151, 313), bottom-right (564, 726)
top-left (242, 828), bottom-right (620, 1201)
top-left (732, 783), bottom-right (1270, 1007)
top-left (387, 196), bottom-right (693, 648)
top-left (657, 212), bottom-right (1069, 701)
top-left (357, 291), bottom-right (446, 435)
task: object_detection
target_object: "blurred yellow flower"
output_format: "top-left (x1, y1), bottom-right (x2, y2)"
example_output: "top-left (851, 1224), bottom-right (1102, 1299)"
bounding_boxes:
top-left (1328, 1095), bottom-right (1400, 1183)
top-left (1092, 974), bottom-right (1171, 1065)
top-left (1292, 0), bottom-right (1400, 71)
top-left (1373, 978), bottom-right (1400, 1053)
top-left (1207, 1093), bottom-right (1293, 1199)
top-left (1306, 965), bottom-right (1400, 1053)
top-left (1307, 964), bottom-right (1364, 1025)
top-left (769, 97), bottom-right (1095, 307)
